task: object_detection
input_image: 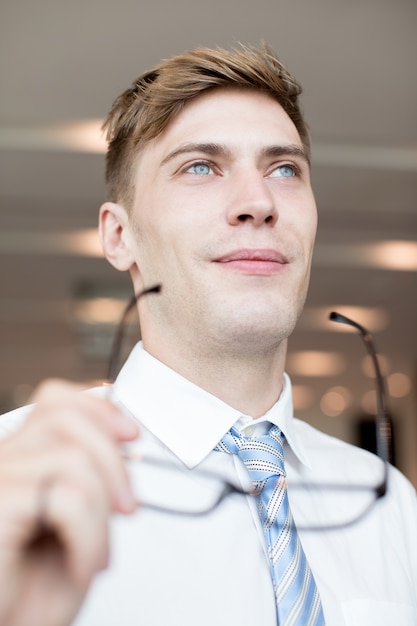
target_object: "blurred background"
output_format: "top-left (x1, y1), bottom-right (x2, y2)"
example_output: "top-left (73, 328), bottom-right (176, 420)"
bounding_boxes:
top-left (0, 0), bottom-right (416, 486)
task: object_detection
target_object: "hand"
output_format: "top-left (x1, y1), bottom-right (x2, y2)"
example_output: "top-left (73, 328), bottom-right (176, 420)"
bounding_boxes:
top-left (0, 379), bottom-right (139, 626)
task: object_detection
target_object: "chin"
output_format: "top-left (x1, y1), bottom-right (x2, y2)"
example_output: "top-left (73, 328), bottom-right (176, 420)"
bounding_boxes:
top-left (213, 314), bottom-right (297, 349)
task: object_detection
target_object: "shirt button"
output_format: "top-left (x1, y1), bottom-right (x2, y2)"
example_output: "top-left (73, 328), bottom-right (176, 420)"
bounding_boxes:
top-left (243, 424), bottom-right (256, 438)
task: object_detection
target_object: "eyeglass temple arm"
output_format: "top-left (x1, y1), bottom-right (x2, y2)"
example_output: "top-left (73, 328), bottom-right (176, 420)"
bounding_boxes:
top-left (107, 284), bottom-right (161, 384)
top-left (329, 312), bottom-right (391, 473)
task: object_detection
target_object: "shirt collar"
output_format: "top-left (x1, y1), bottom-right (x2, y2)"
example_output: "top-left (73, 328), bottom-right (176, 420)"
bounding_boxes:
top-left (114, 342), bottom-right (311, 469)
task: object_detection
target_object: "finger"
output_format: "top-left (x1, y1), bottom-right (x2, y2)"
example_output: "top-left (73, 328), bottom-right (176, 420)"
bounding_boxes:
top-left (0, 449), bottom-right (113, 586)
top-left (19, 383), bottom-right (139, 512)
top-left (41, 467), bottom-right (111, 588)
top-left (29, 379), bottom-right (139, 442)
top-left (5, 421), bottom-right (137, 515)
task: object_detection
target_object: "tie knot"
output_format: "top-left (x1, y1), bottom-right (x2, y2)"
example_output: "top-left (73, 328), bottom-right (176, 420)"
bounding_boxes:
top-left (217, 425), bottom-right (286, 484)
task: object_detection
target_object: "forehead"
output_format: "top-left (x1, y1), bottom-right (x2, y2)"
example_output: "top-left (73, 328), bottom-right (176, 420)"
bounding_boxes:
top-left (143, 88), bottom-right (303, 161)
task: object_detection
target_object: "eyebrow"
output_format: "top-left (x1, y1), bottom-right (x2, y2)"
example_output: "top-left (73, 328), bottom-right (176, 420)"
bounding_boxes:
top-left (262, 144), bottom-right (310, 166)
top-left (160, 142), bottom-right (310, 167)
top-left (160, 143), bottom-right (231, 166)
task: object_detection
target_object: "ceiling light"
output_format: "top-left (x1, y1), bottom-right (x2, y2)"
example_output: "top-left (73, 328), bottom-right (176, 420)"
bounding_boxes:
top-left (287, 351), bottom-right (346, 377)
top-left (361, 389), bottom-right (377, 415)
top-left (365, 241), bottom-right (417, 271)
top-left (320, 386), bottom-right (352, 417)
top-left (0, 120), bottom-right (106, 153)
top-left (298, 306), bottom-right (389, 333)
top-left (314, 240), bottom-right (417, 271)
top-left (0, 229), bottom-right (103, 256)
top-left (72, 297), bottom-right (127, 325)
top-left (388, 372), bottom-right (412, 398)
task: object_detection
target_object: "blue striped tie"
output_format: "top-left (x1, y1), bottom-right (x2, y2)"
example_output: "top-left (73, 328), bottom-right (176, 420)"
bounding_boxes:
top-left (217, 425), bottom-right (325, 626)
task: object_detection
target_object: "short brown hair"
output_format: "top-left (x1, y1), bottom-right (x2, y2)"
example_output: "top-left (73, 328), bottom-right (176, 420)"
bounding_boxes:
top-left (103, 43), bottom-right (310, 211)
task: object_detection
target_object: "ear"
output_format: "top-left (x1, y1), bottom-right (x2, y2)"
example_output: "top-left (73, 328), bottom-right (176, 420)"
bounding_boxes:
top-left (99, 202), bottom-right (135, 271)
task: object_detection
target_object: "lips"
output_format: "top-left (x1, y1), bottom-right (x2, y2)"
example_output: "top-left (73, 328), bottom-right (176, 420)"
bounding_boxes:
top-left (215, 248), bottom-right (288, 264)
top-left (214, 248), bottom-right (289, 274)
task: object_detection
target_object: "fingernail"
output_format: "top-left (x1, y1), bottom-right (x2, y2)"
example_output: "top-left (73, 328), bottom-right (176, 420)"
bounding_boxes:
top-left (118, 487), bottom-right (138, 513)
top-left (115, 412), bottom-right (140, 439)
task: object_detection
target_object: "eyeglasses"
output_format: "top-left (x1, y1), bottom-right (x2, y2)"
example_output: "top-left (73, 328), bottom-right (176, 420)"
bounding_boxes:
top-left (106, 287), bottom-right (390, 529)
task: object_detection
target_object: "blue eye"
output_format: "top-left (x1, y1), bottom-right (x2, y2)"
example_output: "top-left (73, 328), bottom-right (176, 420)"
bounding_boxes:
top-left (187, 162), bottom-right (212, 175)
top-left (270, 164), bottom-right (296, 178)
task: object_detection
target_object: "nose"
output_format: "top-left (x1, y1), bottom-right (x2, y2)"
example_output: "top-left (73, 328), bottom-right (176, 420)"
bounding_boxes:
top-left (226, 169), bottom-right (278, 227)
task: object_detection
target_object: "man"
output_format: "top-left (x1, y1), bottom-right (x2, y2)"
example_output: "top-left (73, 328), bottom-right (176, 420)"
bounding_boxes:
top-left (0, 44), bottom-right (416, 626)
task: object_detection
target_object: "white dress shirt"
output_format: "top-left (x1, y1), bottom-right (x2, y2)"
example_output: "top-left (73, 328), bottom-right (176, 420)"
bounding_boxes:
top-left (1, 342), bottom-right (417, 626)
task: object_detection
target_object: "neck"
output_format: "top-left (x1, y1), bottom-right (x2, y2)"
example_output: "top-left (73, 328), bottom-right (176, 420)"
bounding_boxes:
top-left (142, 332), bottom-right (288, 418)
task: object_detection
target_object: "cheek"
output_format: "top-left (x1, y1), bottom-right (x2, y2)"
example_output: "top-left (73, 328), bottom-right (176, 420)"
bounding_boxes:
top-left (300, 202), bottom-right (318, 249)
top-left (135, 221), bottom-right (190, 280)
top-left (306, 216), bottom-right (318, 248)
top-left (287, 214), bottom-right (317, 256)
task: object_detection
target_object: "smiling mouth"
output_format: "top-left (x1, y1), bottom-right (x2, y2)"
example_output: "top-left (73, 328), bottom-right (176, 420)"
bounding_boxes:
top-left (214, 248), bottom-right (289, 274)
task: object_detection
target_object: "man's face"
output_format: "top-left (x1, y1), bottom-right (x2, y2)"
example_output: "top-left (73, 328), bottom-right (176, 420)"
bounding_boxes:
top-left (125, 88), bottom-right (317, 355)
